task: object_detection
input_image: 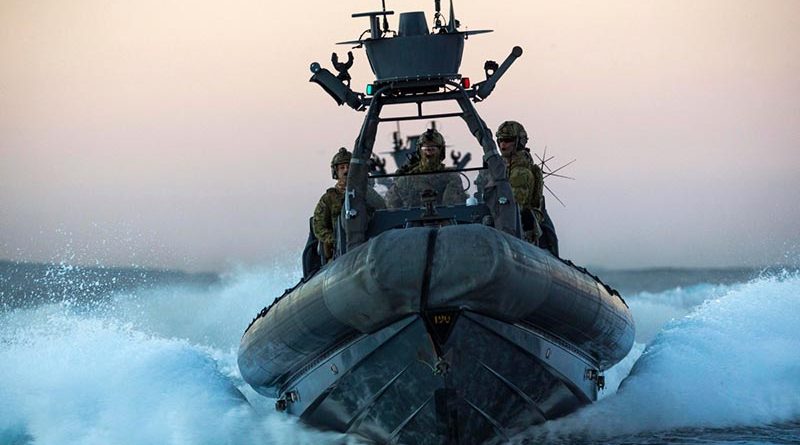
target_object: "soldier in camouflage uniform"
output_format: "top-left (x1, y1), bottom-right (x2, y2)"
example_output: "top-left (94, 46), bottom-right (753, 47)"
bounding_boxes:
top-left (385, 129), bottom-right (467, 208)
top-left (313, 147), bottom-right (386, 261)
top-left (496, 121), bottom-right (545, 244)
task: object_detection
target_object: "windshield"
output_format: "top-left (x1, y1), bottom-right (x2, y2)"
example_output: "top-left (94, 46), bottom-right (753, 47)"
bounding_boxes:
top-left (370, 168), bottom-right (484, 210)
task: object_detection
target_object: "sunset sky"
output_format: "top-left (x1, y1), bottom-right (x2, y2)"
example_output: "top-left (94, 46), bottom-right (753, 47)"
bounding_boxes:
top-left (1, 0), bottom-right (798, 272)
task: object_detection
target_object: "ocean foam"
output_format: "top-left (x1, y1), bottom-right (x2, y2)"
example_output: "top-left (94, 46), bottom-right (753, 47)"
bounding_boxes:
top-left (0, 265), bottom-right (348, 445)
top-left (513, 272), bottom-right (800, 442)
top-left (4, 266), bottom-right (798, 444)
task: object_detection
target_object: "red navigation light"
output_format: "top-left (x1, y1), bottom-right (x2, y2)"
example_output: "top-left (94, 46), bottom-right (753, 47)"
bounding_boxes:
top-left (462, 77), bottom-right (471, 88)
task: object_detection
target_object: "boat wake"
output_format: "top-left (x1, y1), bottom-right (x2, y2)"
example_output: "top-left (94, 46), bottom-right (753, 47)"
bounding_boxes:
top-left (512, 271), bottom-right (800, 443)
top-left (1, 266), bottom-right (798, 444)
top-left (0, 265), bottom-right (349, 445)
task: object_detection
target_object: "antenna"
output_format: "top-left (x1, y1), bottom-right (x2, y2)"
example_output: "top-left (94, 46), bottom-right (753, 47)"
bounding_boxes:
top-left (381, 0), bottom-right (390, 34)
top-left (447, 0), bottom-right (459, 32)
top-left (535, 146), bottom-right (576, 207)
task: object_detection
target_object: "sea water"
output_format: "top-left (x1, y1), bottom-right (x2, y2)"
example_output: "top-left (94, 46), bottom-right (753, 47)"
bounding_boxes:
top-left (1, 263), bottom-right (798, 444)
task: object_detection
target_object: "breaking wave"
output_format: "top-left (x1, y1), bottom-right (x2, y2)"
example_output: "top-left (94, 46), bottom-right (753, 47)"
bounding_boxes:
top-left (513, 271), bottom-right (800, 443)
top-left (0, 264), bottom-right (353, 445)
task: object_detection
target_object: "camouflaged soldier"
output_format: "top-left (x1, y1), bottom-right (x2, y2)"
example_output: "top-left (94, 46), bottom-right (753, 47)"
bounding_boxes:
top-left (385, 129), bottom-right (467, 208)
top-left (496, 121), bottom-right (544, 243)
top-left (313, 147), bottom-right (385, 261)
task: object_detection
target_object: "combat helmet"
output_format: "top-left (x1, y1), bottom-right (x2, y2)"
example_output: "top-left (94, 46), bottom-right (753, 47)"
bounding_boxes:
top-left (416, 128), bottom-right (446, 161)
top-left (496, 121), bottom-right (529, 149)
top-left (330, 147), bottom-right (352, 179)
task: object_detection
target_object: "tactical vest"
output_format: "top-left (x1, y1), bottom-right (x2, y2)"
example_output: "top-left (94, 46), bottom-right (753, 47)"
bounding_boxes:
top-left (508, 150), bottom-right (543, 211)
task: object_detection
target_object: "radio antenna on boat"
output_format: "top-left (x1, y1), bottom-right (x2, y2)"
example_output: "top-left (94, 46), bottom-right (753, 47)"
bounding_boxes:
top-left (536, 145), bottom-right (576, 207)
top-left (448, 0), bottom-right (459, 32)
top-left (380, 0), bottom-right (390, 35)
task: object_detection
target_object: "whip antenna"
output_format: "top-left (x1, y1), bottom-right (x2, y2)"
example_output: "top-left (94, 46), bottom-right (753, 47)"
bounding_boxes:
top-left (536, 145), bottom-right (576, 207)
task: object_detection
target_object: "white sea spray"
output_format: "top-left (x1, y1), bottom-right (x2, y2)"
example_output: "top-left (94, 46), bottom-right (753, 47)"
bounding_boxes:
top-left (0, 264), bottom-right (349, 445)
top-left (513, 272), bottom-right (800, 443)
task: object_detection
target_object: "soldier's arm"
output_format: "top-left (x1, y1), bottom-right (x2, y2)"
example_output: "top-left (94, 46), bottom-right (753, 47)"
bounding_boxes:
top-left (509, 167), bottom-right (534, 209)
top-left (312, 197), bottom-right (335, 244)
top-left (532, 165), bottom-right (544, 210)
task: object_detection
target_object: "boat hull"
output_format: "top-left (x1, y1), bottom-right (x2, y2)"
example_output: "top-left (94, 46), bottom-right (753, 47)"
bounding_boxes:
top-left (285, 312), bottom-right (600, 444)
top-left (238, 224), bottom-right (634, 443)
